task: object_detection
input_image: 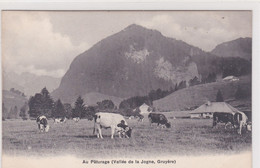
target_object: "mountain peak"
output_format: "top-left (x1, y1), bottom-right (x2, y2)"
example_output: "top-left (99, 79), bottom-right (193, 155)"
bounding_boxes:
top-left (211, 37), bottom-right (252, 60)
top-left (124, 24), bottom-right (146, 30)
top-left (122, 24), bottom-right (163, 38)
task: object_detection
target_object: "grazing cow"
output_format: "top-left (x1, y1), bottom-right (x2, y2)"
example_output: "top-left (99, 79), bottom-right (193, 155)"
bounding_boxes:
top-left (54, 117), bottom-right (67, 123)
top-left (234, 112), bottom-right (248, 135)
top-left (137, 114), bottom-right (144, 122)
top-left (212, 112), bottom-right (235, 129)
top-left (93, 112), bottom-right (133, 139)
top-left (148, 113), bottom-right (171, 128)
top-left (36, 115), bottom-right (49, 132)
top-left (213, 112), bottom-right (249, 134)
top-left (73, 117), bottom-right (80, 122)
top-left (247, 121), bottom-right (252, 132)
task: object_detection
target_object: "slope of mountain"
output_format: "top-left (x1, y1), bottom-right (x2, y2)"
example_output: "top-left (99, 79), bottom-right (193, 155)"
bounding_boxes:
top-left (3, 71), bottom-right (60, 97)
top-left (211, 37), bottom-right (252, 60)
top-left (153, 75), bottom-right (251, 111)
top-left (52, 24), bottom-right (251, 104)
top-left (2, 89), bottom-right (28, 118)
top-left (52, 24), bottom-right (208, 103)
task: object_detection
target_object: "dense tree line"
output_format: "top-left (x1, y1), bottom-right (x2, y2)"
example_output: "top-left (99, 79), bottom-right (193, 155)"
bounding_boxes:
top-left (201, 73), bottom-right (217, 84)
top-left (28, 90), bottom-right (88, 120)
top-left (119, 96), bottom-right (152, 110)
top-left (220, 57), bottom-right (251, 78)
top-left (119, 80), bottom-right (189, 111)
top-left (189, 76), bottom-right (200, 87)
top-left (27, 88), bottom-right (118, 120)
top-left (192, 54), bottom-right (251, 80)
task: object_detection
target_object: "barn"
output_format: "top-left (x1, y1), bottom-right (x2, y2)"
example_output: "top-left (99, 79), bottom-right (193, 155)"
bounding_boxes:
top-left (189, 101), bottom-right (241, 119)
top-left (139, 103), bottom-right (152, 114)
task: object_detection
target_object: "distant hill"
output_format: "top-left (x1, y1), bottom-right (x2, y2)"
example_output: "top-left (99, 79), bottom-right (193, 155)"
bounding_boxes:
top-left (2, 89), bottom-right (28, 119)
top-left (211, 37), bottom-right (252, 61)
top-left (153, 75), bottom-right (251, 111)
top-left (3, 71), bottom-right (60, 97)
top-left (52, 24), bottom-right (251, 104)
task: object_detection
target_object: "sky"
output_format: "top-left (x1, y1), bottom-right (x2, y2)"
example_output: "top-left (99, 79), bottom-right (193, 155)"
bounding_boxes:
top-left (2, 11), bottom-right (252, 78)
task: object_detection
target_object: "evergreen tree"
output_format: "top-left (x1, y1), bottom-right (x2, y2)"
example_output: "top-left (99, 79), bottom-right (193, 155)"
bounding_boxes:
top-left (52, 99), bottom-right (66, 118)
top-left (13, 106), bottom-right (19, 119)
top-left (148, 89), bottom-right (157, 101)
top-left (97, 100), bottom-right (115, 110)
top-left (64, 103), bottom-right (73, 119)
top-left (189, 76), bottom-right (200, 86)
top-left (28, 94), bottom-right (41, 118)
top-left (83, 106), bottom-right (97, 120)
top-left (28, 88), bottom-right (54, 118)
top-left (72, 96), bottom-right (86, 118)
top-left (40, 87), bottom-right (54, 117)
top-left (119, 100), bottom-right (131, 110)
top-left (20, 102), bottom-right (29, 120)
top-left (7, 107), bottom-right (13, 119)
top-left (216, 89), bottom-right (224, 102)
top-left (174, 83), bottom-right (178, 91)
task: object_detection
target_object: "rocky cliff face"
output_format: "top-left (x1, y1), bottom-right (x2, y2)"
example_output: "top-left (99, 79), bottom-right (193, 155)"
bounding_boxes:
top-left (52, 24), bottom-right (251, 104)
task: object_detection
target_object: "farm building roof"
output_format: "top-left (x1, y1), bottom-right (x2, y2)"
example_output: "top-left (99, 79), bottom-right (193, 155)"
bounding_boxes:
top-left (189, 102), bottom-right (242, 114)
top-left (139, 103), bottom-right (151, 114)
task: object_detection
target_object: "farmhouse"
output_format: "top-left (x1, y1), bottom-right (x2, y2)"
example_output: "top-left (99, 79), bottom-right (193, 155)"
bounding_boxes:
top-left (139, 103), bottom-right (152, 114)
top-left (190, 101), bottom-right (241, 119)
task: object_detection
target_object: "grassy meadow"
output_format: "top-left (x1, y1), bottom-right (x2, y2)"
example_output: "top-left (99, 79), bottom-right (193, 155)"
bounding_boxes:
top-left (2, 112), bottom-right (251, 158)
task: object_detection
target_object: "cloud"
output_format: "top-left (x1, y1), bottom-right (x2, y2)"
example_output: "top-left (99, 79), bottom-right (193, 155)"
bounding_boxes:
top-left (137, 11), bottom-right (252, 51)
top-left (2, 12), bottom-right (89, 78)
top-left (2, 11), bottom-right (252, 79)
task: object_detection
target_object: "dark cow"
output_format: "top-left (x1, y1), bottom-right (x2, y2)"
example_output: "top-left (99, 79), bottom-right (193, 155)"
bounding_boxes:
top-left (213, 112), bottom-right (248, 134)
top-left (93, 112), bottom-right (133, 139)
top-left (137, 114), bottom-right (144, 122)
top-left (212, 112), bottom-right (235, 129)
top-left (148, 113), bottom-right (171, 128)
top-left (36, 115), bottom-right (49, 132)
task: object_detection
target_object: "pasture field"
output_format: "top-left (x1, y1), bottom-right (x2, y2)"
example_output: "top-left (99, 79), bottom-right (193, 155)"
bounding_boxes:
top-left (2, 112), bottom-right (251, 158)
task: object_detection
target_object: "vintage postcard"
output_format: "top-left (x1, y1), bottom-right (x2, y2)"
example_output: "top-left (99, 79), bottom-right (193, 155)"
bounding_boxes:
top-left (1, 7), bottom-right (256, 168)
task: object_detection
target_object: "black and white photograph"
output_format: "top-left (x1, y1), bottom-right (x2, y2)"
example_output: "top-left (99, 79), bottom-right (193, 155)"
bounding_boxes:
top-left (1, 8), bottom-right (256, 168)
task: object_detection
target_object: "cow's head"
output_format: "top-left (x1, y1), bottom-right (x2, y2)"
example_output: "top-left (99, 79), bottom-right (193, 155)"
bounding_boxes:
top-left (45, 125), bottom-right (50, 132)
top-left (166, 122), bottom-right (171, 128)
top-left (246, 121), bottom-right (252, 131)
top-left (125, 126), bottom-right (133, 138)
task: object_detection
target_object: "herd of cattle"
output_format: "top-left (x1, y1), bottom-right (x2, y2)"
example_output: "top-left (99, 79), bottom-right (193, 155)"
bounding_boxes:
top-left (36, 111), bottom-right (251, 138)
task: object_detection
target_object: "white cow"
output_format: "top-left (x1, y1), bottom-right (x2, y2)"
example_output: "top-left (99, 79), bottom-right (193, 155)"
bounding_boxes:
top-left (73, 117), bottom-right (80, 122)
top-left (235, 112), bottom-right (248, 135)
top-left (93, 112), bottom-right (132, 139)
